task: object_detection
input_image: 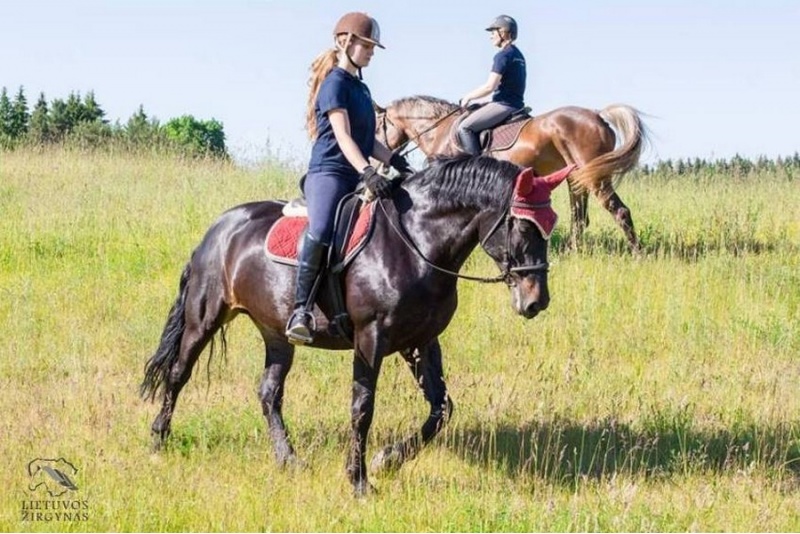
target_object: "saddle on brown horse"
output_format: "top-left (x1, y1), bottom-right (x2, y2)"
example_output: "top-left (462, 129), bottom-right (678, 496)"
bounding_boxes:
top-left (451, 105), bottom-right (533, 154)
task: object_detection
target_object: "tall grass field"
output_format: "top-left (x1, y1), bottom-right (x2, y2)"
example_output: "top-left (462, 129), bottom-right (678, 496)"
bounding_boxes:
top-left (1, 148), bottom-right (799, 531)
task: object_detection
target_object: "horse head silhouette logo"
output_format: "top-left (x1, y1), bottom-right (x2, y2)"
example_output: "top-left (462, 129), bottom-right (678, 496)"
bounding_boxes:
top-left (27, 458), bottom-right (79, 497)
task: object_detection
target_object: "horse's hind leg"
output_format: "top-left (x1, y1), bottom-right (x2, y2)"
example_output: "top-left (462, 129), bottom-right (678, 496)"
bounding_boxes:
top-left (150, 279), bottom-right (229, 447)
top-left (258, 337), bottom-right (299, 468)
top-left (370, 338), bottom-right (453, 475)
top-left (595, 181), bottom-right (639, 252)
top-left (567, 186), bottom-right (590, 250)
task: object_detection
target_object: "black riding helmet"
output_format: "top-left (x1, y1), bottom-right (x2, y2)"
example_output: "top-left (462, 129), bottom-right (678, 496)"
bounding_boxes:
top-left (485, 14), bottom-right (518, 40)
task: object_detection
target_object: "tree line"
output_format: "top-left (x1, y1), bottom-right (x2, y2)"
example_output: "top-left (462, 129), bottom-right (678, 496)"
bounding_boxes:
top-left (0, 86), bottom-right (227, 158)
top-left (640, 153), bottom-right (800, 176)
top-left (3, 84), bottom-right (797, 173)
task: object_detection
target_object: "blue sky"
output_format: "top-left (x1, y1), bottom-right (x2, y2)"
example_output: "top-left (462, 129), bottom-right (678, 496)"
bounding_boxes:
top-left (1, 1), bottom-right (798, 165)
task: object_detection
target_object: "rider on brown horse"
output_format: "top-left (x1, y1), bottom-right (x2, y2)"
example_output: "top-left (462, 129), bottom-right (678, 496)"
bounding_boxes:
top-left (458, 15), bottom-right (527, 156)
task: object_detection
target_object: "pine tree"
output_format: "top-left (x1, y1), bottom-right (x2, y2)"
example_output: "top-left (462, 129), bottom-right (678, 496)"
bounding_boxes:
top-left (28, 92), bottom-right (51, 145)
top-left (10, 86), bottom-right (30, 139)
top-left (0, 87), bottom-right (13, 146)
top-left (65, 92), bottom-right (84, 124)
top-left (49, 98), bottom-right (70, 141)
top-left (124, 104), bottom-right (162, 148)
top-left (83, 91), bottom-right (106, 123)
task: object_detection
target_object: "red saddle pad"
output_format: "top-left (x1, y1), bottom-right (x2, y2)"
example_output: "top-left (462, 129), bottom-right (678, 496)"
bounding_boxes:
top-left (265, 202), bottom-right (376, 265)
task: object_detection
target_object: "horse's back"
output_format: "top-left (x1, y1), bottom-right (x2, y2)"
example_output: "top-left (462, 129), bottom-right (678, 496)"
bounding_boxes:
top-left (526, 105), bottom-right (616, 160)
top-left (198, 200), bottom-right (284, 245)
top-left (533, 105), bottom-right (606, 132)
top-left (188, 200), bottom-right (288, 305)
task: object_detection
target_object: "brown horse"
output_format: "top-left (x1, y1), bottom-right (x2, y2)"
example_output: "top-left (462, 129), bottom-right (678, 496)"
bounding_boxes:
top-left (140, 156), bottom-right (575, 496)
top-left (375, 96), bottom-right (648, 251)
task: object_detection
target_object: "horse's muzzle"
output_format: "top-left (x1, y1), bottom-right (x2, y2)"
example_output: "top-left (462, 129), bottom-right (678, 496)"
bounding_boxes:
top-left (513, 277), bottom-right (549, 319)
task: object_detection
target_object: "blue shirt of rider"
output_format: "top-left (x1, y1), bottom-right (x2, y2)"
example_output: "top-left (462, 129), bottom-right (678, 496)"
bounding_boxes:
top-left (491, 44), bottom-right (526, 110)
top-left (308, 67), bottom-right (376, 178)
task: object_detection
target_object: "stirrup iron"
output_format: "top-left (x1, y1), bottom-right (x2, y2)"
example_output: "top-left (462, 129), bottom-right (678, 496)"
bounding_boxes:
top-left (285, 310), bottom-right (317, 345)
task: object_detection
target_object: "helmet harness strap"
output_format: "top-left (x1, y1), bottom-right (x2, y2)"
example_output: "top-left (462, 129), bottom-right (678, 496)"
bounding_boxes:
top-left (336, 33), bottom-right (364, 80)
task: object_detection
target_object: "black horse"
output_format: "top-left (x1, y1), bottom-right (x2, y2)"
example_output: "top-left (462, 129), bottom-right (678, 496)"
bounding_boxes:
top-left (140, 156), bottom-right (574, 495)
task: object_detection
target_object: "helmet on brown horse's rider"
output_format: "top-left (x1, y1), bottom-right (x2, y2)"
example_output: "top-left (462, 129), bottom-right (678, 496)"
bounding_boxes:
top-left (334, 12), bottom-right (385, 49)
top-left (485, 14), bottom-right (518, 40)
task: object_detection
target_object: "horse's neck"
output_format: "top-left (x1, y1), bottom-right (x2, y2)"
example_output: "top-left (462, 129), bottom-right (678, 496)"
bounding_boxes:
top-left (398, 190), bottom-right (486, 269)
top-left (402, 107), bottom-right (458, 156)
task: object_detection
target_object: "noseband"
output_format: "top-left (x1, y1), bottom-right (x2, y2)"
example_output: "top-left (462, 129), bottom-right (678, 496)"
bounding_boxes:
top-left (478, 203), bottom-right (550, 285)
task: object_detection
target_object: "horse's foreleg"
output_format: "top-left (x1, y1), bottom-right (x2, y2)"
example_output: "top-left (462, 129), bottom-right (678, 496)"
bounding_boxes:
top-left (371, 338), bottom-right (453, 475)
top-left (346, 350), bottom-right (383, 497)
top-left (595, 182), bottom-right (639, 252)
top-left (258, 338), bottom-right (299, 468)
top-left (568, 185), bottom-right (589, 250)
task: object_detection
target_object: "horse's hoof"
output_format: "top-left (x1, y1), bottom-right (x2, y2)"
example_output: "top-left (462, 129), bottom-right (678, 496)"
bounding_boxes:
top-left (151, 432), bottom-right (169, 452)
top-left (278, 455), bottom-right (308, 472)
top-left (370, 445), bottom-right (404, 475)
top-left (353, 480), bottom-right (377, 499)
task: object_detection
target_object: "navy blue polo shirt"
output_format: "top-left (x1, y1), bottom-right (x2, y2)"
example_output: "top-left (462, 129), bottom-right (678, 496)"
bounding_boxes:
top-left (491, 45), bottom-right (526, 109)
top-left (308, 67), bottom-right (376, 177)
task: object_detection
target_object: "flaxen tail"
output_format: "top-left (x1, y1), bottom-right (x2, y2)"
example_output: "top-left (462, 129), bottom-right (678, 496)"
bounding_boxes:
top-left (570, 104), bottom-right (648, 192)
top-left (140, 262), bottom-right (191, 401)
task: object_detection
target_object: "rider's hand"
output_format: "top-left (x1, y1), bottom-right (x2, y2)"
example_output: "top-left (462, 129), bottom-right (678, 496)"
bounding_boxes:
top-left (389, 151), bottom-right (414, 176)
top-left (361, 166), bottom-right (393, 199)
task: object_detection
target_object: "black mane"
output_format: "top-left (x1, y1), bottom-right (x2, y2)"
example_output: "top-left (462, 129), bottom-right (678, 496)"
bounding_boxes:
top-left (403, 155), bottom-right (520, 212)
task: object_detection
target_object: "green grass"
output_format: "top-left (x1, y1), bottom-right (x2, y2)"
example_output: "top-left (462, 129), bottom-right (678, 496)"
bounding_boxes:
top-left (1, 148), bottom-right (799, 531)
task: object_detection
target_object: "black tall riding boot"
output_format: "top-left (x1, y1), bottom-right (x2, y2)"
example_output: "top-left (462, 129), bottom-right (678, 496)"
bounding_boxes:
top-left (458, 128), bottom-right (482, 156)
top-left (285, 232), bottom-right (328, 345)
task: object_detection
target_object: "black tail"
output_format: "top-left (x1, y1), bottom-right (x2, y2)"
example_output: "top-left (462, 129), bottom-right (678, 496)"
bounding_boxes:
top-left (140, 262), bottom-right (191, 401)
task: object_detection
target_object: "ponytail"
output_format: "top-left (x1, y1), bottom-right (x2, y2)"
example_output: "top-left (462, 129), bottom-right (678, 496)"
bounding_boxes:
top-left (305, 48), bottom-right (339, 139)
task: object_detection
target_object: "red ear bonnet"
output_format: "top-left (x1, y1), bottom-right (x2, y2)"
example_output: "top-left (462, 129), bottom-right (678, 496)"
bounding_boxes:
top-left (510, 165), bottom-right (576, 239)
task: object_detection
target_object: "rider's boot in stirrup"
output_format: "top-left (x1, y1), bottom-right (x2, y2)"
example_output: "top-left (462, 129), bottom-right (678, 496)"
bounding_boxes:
top-left (285, 232), bottom-right (327, 345)
top-left (458, 128), bottom-right (482, 156)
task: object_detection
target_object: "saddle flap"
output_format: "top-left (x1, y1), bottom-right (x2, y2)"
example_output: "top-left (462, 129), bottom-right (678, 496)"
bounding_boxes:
top-left (329, 195), bottom-right (374, 271)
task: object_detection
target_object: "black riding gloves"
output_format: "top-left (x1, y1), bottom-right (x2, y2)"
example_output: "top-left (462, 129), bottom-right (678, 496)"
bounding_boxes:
top-left (361, 166), bottom-right (393, 199)
top-left (389, 151), bottom-right (414, 176)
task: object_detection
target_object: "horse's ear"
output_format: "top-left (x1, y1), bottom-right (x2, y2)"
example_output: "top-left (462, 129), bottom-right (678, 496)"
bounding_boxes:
top-left (372, 100), bottom-right (386, 114)
top-left (516, 167), bottom-right (536, 196)
top-left (538, 164), bottom-right (577, 191)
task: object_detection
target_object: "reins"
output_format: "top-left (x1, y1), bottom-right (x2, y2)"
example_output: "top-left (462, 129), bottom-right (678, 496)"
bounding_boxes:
top-left (374, 190), bottom-right (549, 285)
top-left (379, 106), bottom-right (462, 159)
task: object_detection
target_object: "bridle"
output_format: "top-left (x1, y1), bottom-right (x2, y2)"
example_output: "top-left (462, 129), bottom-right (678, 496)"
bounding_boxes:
top-left (375, 183), bottom-right (550, 285)
top-left (376, 106), bottom-right (462, 159)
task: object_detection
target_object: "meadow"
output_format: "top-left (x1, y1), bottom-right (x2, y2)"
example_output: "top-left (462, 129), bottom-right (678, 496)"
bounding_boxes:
top-left (1, 148), bottom-right (799, 531)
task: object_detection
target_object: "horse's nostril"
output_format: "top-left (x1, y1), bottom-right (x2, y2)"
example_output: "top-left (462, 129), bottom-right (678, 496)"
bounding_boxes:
top-left (526, 298), bottom-right (548, 317)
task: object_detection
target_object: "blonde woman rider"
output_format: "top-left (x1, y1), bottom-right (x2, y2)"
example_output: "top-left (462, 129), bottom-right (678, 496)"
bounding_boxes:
top-left (285, 12), bottom-right (412, 345)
